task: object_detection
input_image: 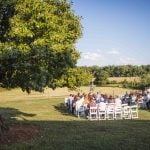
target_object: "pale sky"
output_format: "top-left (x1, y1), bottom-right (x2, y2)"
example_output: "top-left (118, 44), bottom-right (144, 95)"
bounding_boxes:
top-left (71, 0), bottom-right (150, 66)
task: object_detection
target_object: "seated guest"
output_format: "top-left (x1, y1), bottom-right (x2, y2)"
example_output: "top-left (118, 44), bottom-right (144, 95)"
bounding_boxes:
top-left (115, 96), bottom-right (122, 106)
top-left (100, 94), bottom-right (104, 102)
top-left (83, 94), bottom-right (90, 107)
top-left (88, 99), bottom-right (96, 108)
top-left (85, 98), bottom-right (96, 117)
top-left (99, 100), bottom-right (107, 110)
top-left (108, 95), bottom-right (114, 103)
top-left (131, 93), bottom-right (136, 105)
top-left (103, 94), bottom-right (108, 104)
top-left (127, 93), bottom-right (132, 106)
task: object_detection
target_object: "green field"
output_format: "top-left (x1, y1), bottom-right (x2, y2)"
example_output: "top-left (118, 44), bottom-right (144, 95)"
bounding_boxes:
top-left (0, 88), bottom-right (150, 150)
top-left (108, 77), bottom-right (140, 83)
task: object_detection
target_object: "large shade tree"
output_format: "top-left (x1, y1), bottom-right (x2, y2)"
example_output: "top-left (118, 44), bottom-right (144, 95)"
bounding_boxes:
top-left (0, 0), bottom-right (83, 93)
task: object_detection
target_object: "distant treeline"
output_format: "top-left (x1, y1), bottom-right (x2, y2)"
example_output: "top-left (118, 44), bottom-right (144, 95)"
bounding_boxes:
top-left (79, 65), bottom-right (150, 89)
top-left (79, 65), bottom-right (150, 77)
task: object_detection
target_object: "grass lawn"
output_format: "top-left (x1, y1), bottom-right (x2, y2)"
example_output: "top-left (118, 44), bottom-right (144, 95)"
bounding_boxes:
top-left (0, 88), bottom-right (150, 150)
top-left (108, 77), bottom-right (140, 83)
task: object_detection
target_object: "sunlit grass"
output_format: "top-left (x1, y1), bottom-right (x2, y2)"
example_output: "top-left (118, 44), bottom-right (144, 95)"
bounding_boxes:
top-left (0, 88), bottom-right (150, 150)
top-left (0, 86), bottom-right (136, 103)
top-left (108, 77), bottom-right (140, 83)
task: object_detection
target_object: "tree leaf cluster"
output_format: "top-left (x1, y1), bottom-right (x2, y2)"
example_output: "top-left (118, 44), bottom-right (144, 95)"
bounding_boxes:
top-left (57, 67), bottom-right (93, 90)
top-left (0, 0), bottom-right (82, 93)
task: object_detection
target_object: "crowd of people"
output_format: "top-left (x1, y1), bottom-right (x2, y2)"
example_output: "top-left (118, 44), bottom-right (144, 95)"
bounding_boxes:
top-left (121, 89), bottom-right (150, 109)
top-left (64, 89), bottom-right (150, 118)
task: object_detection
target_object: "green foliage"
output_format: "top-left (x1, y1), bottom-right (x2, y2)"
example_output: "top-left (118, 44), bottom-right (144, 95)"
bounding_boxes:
top-left (109, 80), bottom-right (117, 84)
top-left (0, 0), bottom-right (82, 92)
top-left (80, 65), bottom-right (150, 89)
top-left (57, 68), bottom-right (93, 90)
top-left (122, 79), bottom-right (129, 88)
top-left (120, 74), bottom-right (150, 89)
top-left (140, 74), bottom-right (150, 89)
top-left (94, 70), bottom-right (109, 86)
top-left (83, 65), bottom-right (150, 77)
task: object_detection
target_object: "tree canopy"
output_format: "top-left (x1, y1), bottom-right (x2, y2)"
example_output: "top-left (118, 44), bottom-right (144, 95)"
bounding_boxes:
top-left (57, 67), bottom-right (93, 90)
top-left (94, 70), bottom-right (109, 86)
top-left (81, 65), bottom-right (150, 89)
top-left (0, 0), bottom-right (83, 93)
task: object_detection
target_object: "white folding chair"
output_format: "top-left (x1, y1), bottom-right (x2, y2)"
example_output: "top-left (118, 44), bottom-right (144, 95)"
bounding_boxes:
top-left (114, 105), bottom-right (122, 120)
top-left (121, 104), bottom-right (128, 107)
top-left (89, 106), bottom-right (98, 120)
top-left (130, 105), bottom-right (138, 119)
top-left (106, 103), bottom-right (115, 120)
top-left (122, 105), bottom-right (131, 119)
top-left (98, 103), bottom-right (106, 120)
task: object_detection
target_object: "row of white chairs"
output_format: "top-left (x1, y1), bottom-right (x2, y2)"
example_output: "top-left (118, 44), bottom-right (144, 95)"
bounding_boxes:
top-left (77, 103), bottom-right (138, 120)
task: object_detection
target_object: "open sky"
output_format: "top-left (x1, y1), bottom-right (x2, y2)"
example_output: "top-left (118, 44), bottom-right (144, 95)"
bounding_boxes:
top-left (71, 0), bottom-right (150, 66)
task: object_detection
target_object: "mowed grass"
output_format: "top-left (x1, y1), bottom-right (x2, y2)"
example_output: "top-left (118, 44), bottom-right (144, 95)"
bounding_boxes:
top-left (0, 88), bottom-right (150, 150)
top-left (108, 77), bottom-right (140, 83)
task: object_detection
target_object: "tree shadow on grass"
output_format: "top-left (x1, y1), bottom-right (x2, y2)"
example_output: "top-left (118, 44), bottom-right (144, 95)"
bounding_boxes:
top-left (0, 107), bottom-right (38, 146)
top-left (1, 119), bottom-right (150, 150)
top-left (0, 107), bottom-right (36, 123)
top-left (0, 106), bottom-right (150, 150)
top-left (53, 103), bottom-right (75, 117)
top-left (139, 107), bottom-right (150, 112)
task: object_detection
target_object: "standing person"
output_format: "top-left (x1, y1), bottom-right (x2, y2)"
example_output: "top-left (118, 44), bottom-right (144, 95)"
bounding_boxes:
top-left (146, 91), bottom-right (150, 109)
top-left (68, 94), bottom-right (74, 112)
top-left (96, 92), bottom-right (101, 103)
